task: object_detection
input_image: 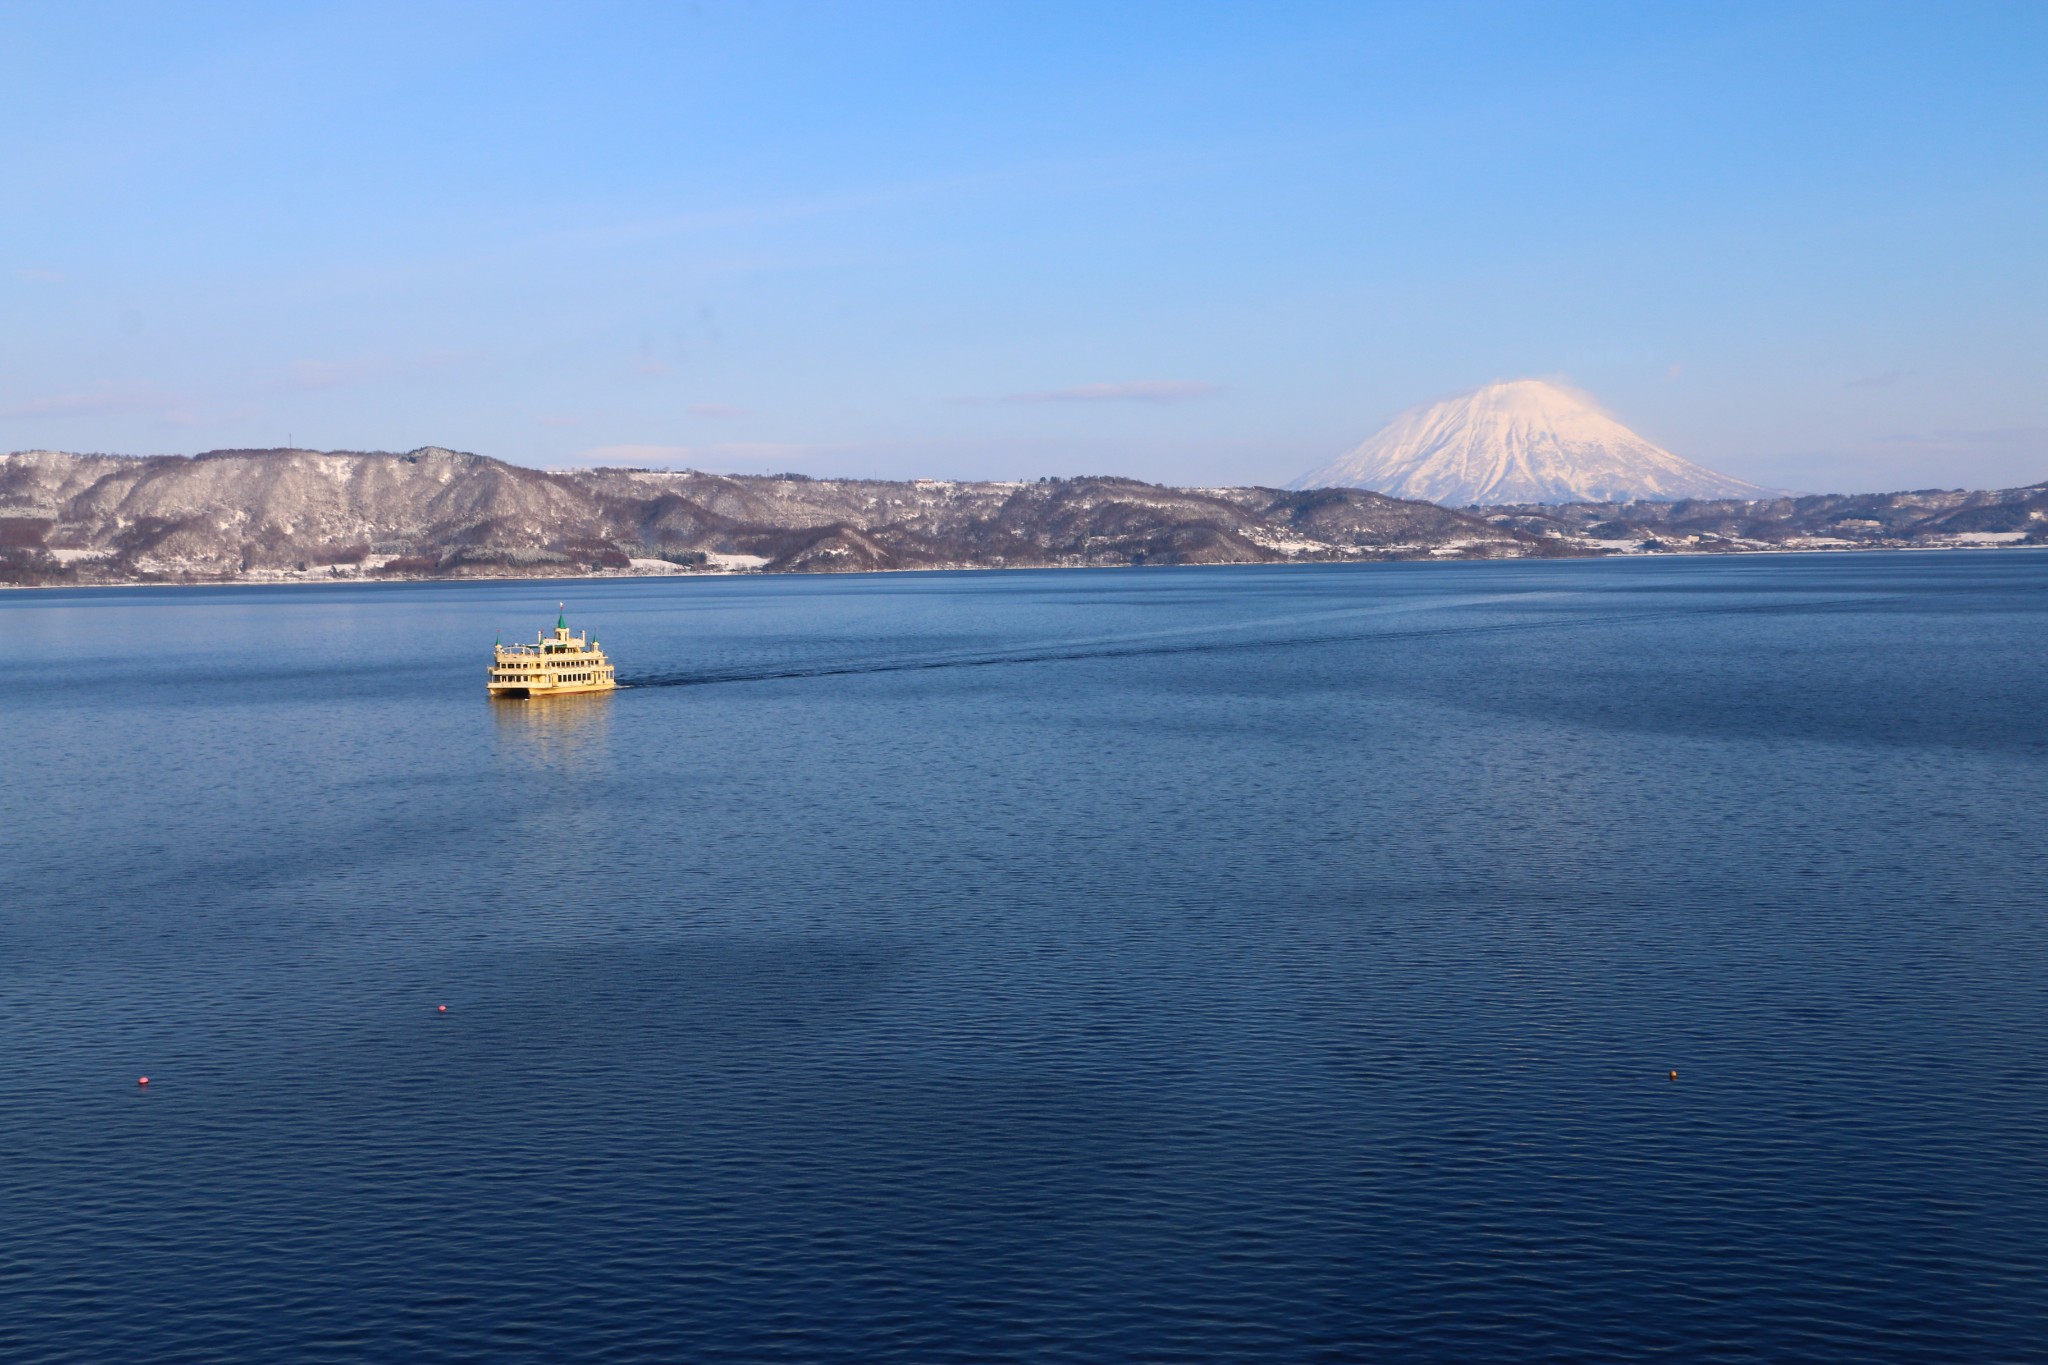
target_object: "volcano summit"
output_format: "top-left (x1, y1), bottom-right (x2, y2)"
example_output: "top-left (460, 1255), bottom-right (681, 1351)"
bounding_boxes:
top-left (1294, 379), bottom-right (1775, 505)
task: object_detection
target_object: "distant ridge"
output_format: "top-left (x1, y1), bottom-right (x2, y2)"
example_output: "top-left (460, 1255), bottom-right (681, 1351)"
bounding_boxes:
top-left (3, 446), bottom-right (2038, 587)
top-left (0, 447), bottom-right (1540, 585)
top-left (1295, 379), bottom-right (1776, 505)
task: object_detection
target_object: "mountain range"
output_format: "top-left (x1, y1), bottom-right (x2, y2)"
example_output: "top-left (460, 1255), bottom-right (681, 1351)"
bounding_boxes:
top-left (0, 447), bottom-right (1546, 586)
top-left (1484, 485), bottom-right (2048, 552)
top-left (1295, 379), bottom-right (1775, 504)
top-left (3, 446), bottom-right (2041, 587)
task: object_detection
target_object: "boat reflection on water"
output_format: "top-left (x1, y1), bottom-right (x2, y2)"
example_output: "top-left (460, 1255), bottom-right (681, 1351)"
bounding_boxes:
top-left (491, 687), bottom-right (613, 770)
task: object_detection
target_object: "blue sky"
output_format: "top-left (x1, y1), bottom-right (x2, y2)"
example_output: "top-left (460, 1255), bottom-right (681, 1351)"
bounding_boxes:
top-left (2, 1), bottom-right (2043, 491)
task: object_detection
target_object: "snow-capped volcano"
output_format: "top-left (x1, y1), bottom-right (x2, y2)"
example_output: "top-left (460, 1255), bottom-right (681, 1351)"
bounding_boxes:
top-left (1293, 379), bottom-right (1774, 505)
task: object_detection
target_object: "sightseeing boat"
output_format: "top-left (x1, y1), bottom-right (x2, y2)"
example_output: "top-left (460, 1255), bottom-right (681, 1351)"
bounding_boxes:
top-left (489, 608), bottom-right (618, 698)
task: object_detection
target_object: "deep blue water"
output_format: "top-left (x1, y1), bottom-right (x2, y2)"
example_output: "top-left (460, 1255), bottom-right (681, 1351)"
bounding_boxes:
top-left (3, 553), bottom-right (2046, 1363)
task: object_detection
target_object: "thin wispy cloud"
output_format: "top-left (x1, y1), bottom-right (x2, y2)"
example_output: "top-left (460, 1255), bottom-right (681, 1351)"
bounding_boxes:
top-left (0, 385), bottom-right (181, 421)
top-left (285, 352), bottom-right (470, 391)
top-left (523, 155), bottom-right (1158, 257)
top-left (966, 380), bottom-right (1222, 406)
top-left (1873, 425), bottom-right (2045, 448)
top-left (567, 441), bottom-right (816, 470)
top-left (291, 358), bottom-right (387, 389)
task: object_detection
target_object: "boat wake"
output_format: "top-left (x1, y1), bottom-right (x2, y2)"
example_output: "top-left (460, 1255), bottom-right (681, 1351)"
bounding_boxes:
top-left (619, 593), bottom-right (1896, 692)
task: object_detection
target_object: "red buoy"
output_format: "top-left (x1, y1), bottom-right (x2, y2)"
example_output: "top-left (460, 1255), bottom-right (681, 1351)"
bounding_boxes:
top-left (137, 1076), bottom-right (150, 1086)
top-left (437, 1004), bottom-right (448, 1013)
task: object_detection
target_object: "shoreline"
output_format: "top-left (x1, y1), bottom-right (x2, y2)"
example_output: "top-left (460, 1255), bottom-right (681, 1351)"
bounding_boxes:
top-left (4, 539), bottom-right (2044, 594)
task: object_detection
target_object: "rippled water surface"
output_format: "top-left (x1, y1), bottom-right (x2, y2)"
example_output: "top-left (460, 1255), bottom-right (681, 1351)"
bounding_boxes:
top-left (4, 554), bottom-right (2047, 1363)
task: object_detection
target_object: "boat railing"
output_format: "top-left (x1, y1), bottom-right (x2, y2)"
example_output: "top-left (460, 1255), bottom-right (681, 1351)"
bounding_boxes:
top-left (495, 643), bottom-right (601, 657)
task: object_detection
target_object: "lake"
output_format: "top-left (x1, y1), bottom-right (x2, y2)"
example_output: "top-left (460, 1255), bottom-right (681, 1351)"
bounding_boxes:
top-left (3, 552), bottom-right (2046, 1362)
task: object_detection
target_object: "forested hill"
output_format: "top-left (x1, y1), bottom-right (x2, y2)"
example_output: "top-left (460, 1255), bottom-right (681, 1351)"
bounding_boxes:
top-left (3, 446), bottom-right (2040, 586)
top-left (1483, 484), bottom-right (2048, 553)
top-left (0, 446), bottom-right (1546, 585)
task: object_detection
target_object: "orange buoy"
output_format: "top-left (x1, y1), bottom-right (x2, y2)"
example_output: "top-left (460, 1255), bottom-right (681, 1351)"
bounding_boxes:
top-left (137, 1076), bottom-right (150, 1086)
top-left (1669, 1070), bottom-right (1678, 1080)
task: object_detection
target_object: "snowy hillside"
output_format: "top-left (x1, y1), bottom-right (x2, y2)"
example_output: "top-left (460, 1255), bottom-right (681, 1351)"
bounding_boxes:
top-left (1294, 380), bottom-right (1775, 505)
top-left (0, 448), bottom-right (1537, 584)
